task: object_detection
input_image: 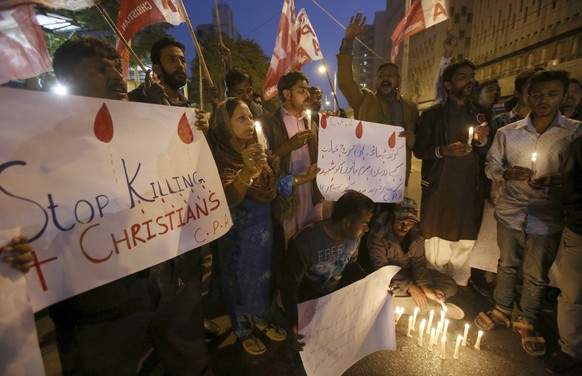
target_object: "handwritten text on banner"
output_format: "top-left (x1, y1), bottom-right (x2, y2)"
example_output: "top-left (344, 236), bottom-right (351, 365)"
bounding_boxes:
top-left (0, 87), bottom-right (232, 312)
top-left (316, 115), bottom-right (405, 202)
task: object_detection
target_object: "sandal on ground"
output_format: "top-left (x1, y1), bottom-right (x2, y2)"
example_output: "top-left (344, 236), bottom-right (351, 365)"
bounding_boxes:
top-left (475, 308), bottom-right (511, 331)
top-left (254, 322), bottom-right (287, 342)
top-left (513, 318), bottom-right (546, 357)
top-left (240, 334), bottom-right (266, 356)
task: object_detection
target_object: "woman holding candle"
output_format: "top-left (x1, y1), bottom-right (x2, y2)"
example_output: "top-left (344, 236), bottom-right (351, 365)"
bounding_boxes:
top-left (208, 98), bottom-right (317, 355)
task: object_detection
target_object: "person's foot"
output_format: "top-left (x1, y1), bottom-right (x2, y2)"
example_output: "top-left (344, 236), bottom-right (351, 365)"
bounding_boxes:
top-left (545, 350), bottom-right (582, 374)
top-left (204, 319), bottom-right (220, 339)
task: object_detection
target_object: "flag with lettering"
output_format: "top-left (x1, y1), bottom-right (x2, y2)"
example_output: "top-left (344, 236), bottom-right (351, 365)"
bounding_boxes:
top-left (294, 8), bottom-right (323, 68)
top-left (263, 0), bottom-right (297, 100)
top-left (117, 0), bottom-right (186, 76)
top-left (0, 4), bottom-right (53, 84)
top-left (0, 0), bottom-right (93, 10)
top-left (390, 0), bottom-right (448, 62)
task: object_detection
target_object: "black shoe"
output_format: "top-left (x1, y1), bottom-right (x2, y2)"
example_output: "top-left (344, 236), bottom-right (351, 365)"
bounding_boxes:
top-left (545, 350), bottom-right (582, 374)
top-left (204, 319), bottom-right (220, 339)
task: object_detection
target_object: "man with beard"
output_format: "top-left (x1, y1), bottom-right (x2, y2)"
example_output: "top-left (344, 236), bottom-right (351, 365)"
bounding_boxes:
top-left (413, 60), bottom-right (491, 289)
top-left (44, 37), bottom-right (213, 375)
top-left (338, 13), bottom-right (418, 185)
top-left (129, 37), bottom-right (190, 107)
top-left (129, 37), bottom-right (219, 339)
top-left (475, 70), bottom-right (582, 357)
top-left (261, 71), bottom-right (322, 243)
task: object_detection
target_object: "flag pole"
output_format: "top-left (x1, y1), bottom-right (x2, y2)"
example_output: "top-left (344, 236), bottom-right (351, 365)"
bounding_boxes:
top-left (319, 57), bottom-right (340, 111)
top-left (93, 0), bottom-right (148, 73)
top-left (311, 0), bottom-right (383, 60)
top-left (214, 0), bottom-right (223, 46)
top-left (177, 0), bottom-right (215, 87)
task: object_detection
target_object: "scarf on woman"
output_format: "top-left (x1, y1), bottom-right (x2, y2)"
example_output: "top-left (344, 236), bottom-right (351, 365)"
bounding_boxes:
top-left (208, 99), bottom-right (277, 204)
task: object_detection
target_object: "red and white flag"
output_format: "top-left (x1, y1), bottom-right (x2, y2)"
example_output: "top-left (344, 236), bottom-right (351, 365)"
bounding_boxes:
top-left (117, 0), bottom-right (186, 76)
top-left (0, 4), bottom-right (53, 84)
top-left (294, 8), bottom-right (323, 68)
top-left (390, 0), bottom-right (448, 62)
top-left (263, 0), bottom-right (297, 100)
top-left (0, 0), bottom-right (93, 11)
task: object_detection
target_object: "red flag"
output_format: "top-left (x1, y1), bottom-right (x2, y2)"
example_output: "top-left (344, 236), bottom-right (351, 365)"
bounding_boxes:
top-left (390, 0), bottom-right (448, 62)
top-left (0, 0), bottom-right (93, 10)
top-left (0, 4), bottom-right (53, 84)
top-left (294, 8), bottom-right (323, 68)
top-left (263, 0), bottom-right (297, 100)
top-left (117, 0), bottom-right (185, 76)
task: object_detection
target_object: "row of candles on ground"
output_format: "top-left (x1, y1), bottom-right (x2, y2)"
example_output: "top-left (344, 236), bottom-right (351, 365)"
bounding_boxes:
top-left (254, 110), bottom-right (313, 150)
top-left (394, 306), bottom-right (484, 360)
top-left (467, 127), bottom-right (538, 171)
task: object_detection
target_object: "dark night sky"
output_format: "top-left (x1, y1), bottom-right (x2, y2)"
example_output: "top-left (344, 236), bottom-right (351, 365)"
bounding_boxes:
top-left (169, 0), bottom-right (387, 107)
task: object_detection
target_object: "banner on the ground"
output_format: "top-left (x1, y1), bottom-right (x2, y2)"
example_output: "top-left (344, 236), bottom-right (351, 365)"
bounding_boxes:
top-left (316, 115), bottom-right (406, 202)
top-left (0, 87), bottom-right (232, 312)
top-left (298, 266), bottom-right (399, 376)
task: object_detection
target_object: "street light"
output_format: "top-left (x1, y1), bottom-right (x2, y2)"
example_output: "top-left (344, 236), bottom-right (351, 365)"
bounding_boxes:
top-left (318, 65), bottom-right (326, 74)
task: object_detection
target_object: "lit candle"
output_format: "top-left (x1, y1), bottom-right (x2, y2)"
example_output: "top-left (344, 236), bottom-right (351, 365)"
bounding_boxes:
top-left (412, 307), bottom-right (419, 331)
top-left (435, 320), bottom-right (443, 344)
top-left (418, 319), bottom-right (426, 347)
top-left (406, 316), bottom-right (413, 337)
top-left (474, 330), bottom-right (484, 350)
top-left (426, 309), bottom-right (434, 334)
top-left (440, 308), bottom-right (446, 323)
top-left (453, 335), bottom-right (463, 359)
top-left (428, 328), bottom-right (436, 352)
top-left (440, 335), bottom-right (447, 360)
top-left (462, 323), bottom-right (470, 346)
top-left (443, 319), bottom-right (450, 339)
top-left (394, 306), bottom-right (404, 324)
top-left (306, 109), bottom-right (312, 131)
top-left (254, 121), bottom-right (268, 149)
top-left (467, 127), bottom-right (474, 144)
top-left (531, 152), bottom-right (537, 171)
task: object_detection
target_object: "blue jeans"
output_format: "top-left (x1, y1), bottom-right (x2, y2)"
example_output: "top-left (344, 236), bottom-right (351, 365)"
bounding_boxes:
top-left (493, 223), bottom-right (561, 324)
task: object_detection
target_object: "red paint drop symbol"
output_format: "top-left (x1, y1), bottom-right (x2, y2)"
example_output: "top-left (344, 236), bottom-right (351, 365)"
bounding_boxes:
top-left (388, 131), bottom-right (396, 148)
top-left (94, 103), bottom-right (113, 143)
top-left (178, 113), bottom-right (194, 144)
top-left (355, 121), bottom-right (363, 139)
top-left (320, 115), bottom-right (327, 129)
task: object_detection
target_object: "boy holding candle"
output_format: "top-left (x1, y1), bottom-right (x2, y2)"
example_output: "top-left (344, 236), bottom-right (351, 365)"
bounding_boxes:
top-left (367, 198), bottom-right (458, 313)
top-left (475, 70), bottom-right (582, 357)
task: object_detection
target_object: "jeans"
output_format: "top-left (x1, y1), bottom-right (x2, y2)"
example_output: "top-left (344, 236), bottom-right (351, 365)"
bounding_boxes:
top-left (551, 227), bottom-right (582, 360)
top-left (493, 222), bottom-right (560, 324)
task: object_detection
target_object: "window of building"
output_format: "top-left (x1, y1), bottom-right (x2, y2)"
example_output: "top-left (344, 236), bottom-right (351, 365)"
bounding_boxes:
top-left (459, 30), bottom-right (465, 39)
top-left (465, 37), bottom-right (471, 48)
top-left (467, 13), bottom-right (473, 24)
top-left (524, 7), bottom-right (528, 23)
top-left (461, 6), bottom-right (467, 16)
top-left (454, 14), bottom-right (460, 24)
top-left (450, 6), bottom-right (455, 16)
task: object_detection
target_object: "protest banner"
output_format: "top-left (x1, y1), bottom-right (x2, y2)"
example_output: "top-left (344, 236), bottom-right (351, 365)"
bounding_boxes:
top-left (316, 115), bottom-right (406, 203)
top-left (298, 266), bottom-right (400, 376)
top-left (0, 87), bottom-right (232, 312)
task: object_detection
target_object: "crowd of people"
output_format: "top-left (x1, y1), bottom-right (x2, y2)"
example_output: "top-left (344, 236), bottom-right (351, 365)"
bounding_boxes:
top-left (1, 10), bottom-right (582, 376)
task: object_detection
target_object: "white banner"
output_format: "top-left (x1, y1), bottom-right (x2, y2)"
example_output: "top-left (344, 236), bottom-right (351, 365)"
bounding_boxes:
top-left (0, 87), bottom-right (232, 312)
top-left (298, 266), bottom-right (399, 376)
top-left (316, 115), bottom-right (406, 202)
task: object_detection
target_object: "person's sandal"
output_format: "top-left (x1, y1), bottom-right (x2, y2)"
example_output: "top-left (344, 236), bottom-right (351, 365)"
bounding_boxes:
top-left (513, 317), bottom-right (546, 357)
top-left (240, 334), bottom-right (266, 356)
top-left (475, 308), bottom-right (511, 331)
top-left (255, 322), bottom-right (287, 342)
